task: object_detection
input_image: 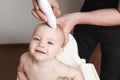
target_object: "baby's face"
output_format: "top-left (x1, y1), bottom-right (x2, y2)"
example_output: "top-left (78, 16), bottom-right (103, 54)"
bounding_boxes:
top-left (29, 24), bottom-right (64, 61)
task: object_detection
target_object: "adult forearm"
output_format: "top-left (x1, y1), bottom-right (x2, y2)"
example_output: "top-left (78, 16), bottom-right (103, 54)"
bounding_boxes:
top-left (76, 8), bottom-right (120, 26)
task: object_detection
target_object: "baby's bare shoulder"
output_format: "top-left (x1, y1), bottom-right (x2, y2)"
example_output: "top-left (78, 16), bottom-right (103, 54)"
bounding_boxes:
top-left (57, 62), bottom-right (83, 79)
top-left (55, 61), bottom-right (72, 76)
top-left (68, 66), bottom-right (84, 80)
top-left (18, 52), bottom-right (29, 71)
top-left (19, 52), bottom-right (30, 63)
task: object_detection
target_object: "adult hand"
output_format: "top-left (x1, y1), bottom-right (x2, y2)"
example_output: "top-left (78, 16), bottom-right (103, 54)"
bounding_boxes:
top-left (57, 12), bottom-right (80, 44)
top-left (31, 0), bottom-right (61, 22)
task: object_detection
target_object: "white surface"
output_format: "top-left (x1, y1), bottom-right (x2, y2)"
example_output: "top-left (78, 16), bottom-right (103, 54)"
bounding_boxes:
top-left (37, 0), bottom-right (57, 29)
top-left (0, 0), bottom-right (83, 44)
top-left (57, 34), bottom-right (86, 68)
top-left (57, 34), bottom-right (100, 80)
top-left (81, 64), bottom-right (100, 80)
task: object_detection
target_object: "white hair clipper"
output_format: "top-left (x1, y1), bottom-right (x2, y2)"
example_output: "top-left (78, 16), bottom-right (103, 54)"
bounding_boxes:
top-left (37, 0), bottom-right (57, 29)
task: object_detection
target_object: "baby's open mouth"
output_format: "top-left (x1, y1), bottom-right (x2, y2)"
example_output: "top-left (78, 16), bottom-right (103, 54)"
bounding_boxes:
top-left (35, 49), bottom-right (46, 54)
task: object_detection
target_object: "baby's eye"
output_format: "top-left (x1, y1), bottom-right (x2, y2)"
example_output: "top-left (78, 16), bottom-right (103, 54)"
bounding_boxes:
top-left (33, 37), bottom-right (39, 41)
top-left (48, 41), bottom-right (54, 45)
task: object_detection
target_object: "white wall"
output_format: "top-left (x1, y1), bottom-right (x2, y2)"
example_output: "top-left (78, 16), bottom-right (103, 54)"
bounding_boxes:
top-left (0, 0), bottom-right (83, 44)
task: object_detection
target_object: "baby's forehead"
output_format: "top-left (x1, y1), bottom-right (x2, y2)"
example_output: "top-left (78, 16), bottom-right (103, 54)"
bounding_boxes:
top-left (37, 23), bottom-right (64, 36)
top-left (36, 24), bottom-right (61, 33)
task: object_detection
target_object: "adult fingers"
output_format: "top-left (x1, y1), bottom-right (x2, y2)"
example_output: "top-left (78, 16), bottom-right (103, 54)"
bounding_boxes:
top-left (32, 0), bottom-right (48, 21)
top-left (31, 9), bottom-right (40, 20)
top-left (49, 0), bottom-right (61, 16)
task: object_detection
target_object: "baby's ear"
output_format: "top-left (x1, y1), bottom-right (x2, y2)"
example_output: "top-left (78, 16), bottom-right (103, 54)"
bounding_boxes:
top-left (56, 48), bottom-right (64, 57)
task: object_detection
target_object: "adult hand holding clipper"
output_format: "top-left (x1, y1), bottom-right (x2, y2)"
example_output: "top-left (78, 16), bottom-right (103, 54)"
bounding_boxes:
top-left (32, 0), bottom-right (60, 28)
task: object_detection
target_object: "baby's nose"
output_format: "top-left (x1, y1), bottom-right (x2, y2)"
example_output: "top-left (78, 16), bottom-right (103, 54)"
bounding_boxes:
top-left (38, 41), bottom-right (45, 48)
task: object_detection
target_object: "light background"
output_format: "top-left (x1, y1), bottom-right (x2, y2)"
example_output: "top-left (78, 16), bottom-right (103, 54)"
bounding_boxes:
top-left (0, 0), bottom-right (84, 44)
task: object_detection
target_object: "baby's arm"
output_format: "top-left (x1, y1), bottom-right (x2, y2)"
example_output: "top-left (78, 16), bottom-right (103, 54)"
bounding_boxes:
top-left (17, 64), bottom-right (28, 80)
top-left (68, 67), bottom-right (84, 80)
top-left (17, 69), bottom-right (28, 80)
top-left (17, 53), bottom-right (28, 80)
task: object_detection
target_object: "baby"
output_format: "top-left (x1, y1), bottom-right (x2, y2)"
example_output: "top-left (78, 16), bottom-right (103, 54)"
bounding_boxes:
top-left (17, 23), bottom-right (83, 80)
